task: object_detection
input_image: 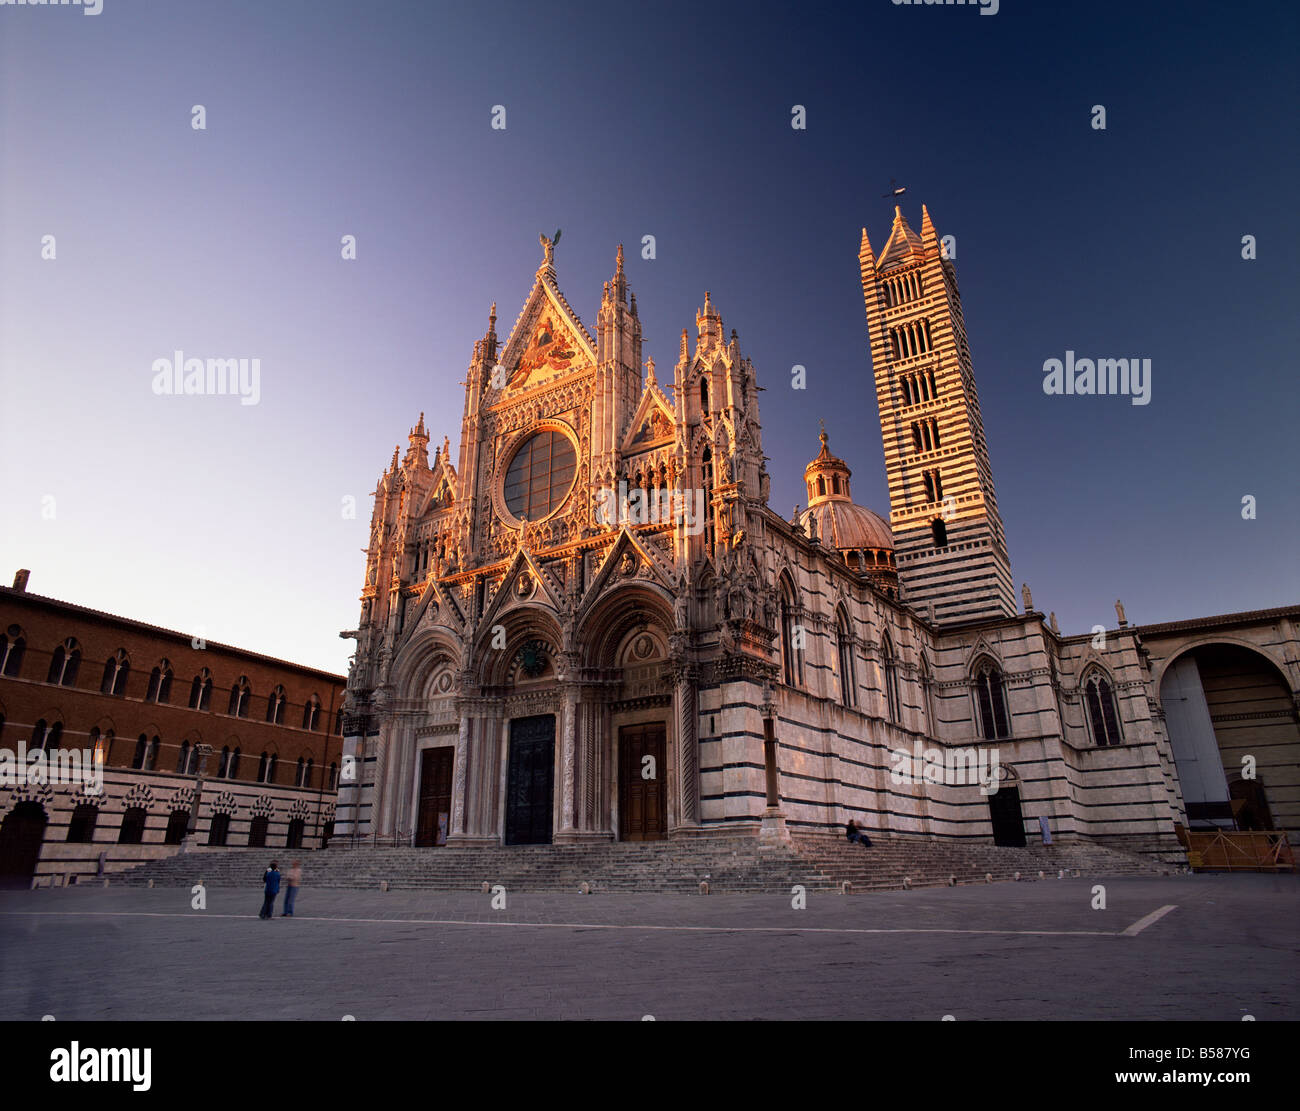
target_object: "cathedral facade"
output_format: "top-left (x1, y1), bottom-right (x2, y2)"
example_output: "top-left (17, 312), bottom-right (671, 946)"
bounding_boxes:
top-left (337, 210), bottom-right (1299, 860)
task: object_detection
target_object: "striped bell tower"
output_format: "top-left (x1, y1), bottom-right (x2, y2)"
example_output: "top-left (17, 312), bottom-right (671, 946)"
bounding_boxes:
top-left (858, 204), bottom-right (1015, 624)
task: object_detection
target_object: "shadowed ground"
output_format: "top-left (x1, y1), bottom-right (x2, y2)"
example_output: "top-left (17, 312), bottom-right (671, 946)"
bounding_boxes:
top-left (0, 874), bottom-right (1294, 1021)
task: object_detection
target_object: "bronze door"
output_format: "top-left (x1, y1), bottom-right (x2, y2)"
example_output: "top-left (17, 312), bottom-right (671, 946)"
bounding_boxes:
top-left (619, 722), bottom-right (667, 841)
top-left (505, 715), bottom-right (555, 845)
top-left (416, 747), bottom-right (454, 847)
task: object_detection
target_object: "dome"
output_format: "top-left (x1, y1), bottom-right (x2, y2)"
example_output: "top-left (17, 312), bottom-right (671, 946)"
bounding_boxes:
top-left (800, 499), bottom-right (893, 552)
top-left (798, 423), bottom-right (898, 594)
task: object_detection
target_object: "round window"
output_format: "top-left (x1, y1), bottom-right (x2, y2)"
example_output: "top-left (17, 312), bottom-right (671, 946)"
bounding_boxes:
top-left (502, 428), bottom-right (577, 521)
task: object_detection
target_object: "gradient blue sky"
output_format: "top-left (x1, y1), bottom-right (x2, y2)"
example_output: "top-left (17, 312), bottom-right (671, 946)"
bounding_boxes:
top-left (2, 0), bottom-right (1297, 675)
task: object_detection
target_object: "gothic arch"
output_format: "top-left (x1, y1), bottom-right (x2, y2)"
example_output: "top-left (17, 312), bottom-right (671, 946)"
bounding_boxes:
top-left (392, 627), bottom-right (463, 693)
top-left (476, 606), bottom-right (564, 686)
top-left (578, 583), bottom-right (675, 669)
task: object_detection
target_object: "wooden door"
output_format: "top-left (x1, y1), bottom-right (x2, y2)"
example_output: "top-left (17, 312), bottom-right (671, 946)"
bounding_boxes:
top-left (988, 785), bottom-right (1026, 847)
top-left (416, 746), bottom-right (454, 847)
top-left (0, 802), bottom-right (47, 889)
top-left (619, 722), bottom-right (667, 841)
top-left (505, 715), bottom-right (555, 845)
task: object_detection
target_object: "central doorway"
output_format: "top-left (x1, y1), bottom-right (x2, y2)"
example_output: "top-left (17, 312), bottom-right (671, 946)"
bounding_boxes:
top-left (0, 802), bottom-right (48, 889)
top-left (416, 747), bottom-right (453, 847)
top-left (506, 714), bottom-right (555, 845)
top-left (988, 785), bottom-right (1026, 847)
top-left (619, 722), bottom-right (667, 841)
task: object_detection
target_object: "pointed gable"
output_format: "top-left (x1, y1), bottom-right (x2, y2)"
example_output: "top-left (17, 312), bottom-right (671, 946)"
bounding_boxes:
top-left (877, 205), bottom-right (924, 271)
top-left (496, 257), bottom-right (597, 393)
top-left (622, 377), bottom-right (677, 451)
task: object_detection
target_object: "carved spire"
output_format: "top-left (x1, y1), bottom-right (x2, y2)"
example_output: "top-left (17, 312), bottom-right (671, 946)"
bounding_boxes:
top-left (645, 357), bottom-right (656, 387)
top-left (920, 203), bottom-right (937, 246)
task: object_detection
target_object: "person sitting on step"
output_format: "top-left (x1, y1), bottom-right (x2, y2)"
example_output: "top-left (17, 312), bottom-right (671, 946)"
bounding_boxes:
top-left (846, 818), bottom-right (872, 848)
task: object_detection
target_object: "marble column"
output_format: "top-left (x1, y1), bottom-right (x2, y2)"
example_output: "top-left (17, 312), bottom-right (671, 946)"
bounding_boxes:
top-left (674, 667), bottom-right (701, 830)
top-left (560, 685), bottom-right (578, 834)
top-left (449, 710), bottom-right (471, 838)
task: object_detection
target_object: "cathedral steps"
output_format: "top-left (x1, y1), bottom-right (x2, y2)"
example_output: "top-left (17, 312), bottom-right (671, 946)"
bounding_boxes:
top-left (109, 834), bottom-right (1172, 894)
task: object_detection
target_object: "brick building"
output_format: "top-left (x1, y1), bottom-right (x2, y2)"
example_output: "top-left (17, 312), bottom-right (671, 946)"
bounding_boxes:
top-left (0, 572), bottom-right (346, 887)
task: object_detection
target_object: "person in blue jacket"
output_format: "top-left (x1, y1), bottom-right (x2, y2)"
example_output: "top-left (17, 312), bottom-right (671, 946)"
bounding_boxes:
top-left (259, 860), bottom-right (281, 919)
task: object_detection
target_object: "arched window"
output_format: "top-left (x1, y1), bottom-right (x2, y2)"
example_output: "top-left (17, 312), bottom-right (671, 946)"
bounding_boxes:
top-left (133, 734), bottom-right (148, 769)
top-left (973, 659), bottom-right (1011, 740)
top-left (266, 686), bottom-right (286, 725)
top-left (268, 754), bottom-right (278, 782)
top-left (164, 810), bottom-right (190, 845)
top-left (817, 476), bottom-right (826, 497)
top-left (101, 650), bottom-right (130, 696)
top-left (189, 669), bottom-right (213, 711)
top-left (881, 634), bottom-right (900, 723)
top-left (146, 661), bottom-right (173, 704)
top-left (229, 677), bottom-right (251, 718)
top-left (1, 626), bottom-right (26, 677)
top-left (257, 752), bottom-right (269, 782)
top-left (327, 762), bottom-right (338, 790)
top-left (248, 815), bottom-right (269, 848)
top-left (304, 758), bottom-right (314, 788)
top-left (334, 708), bottom-right (344, 736)
top-left (177, 740), bottom-right (191, 774)
top-left (836, 608), bottom-right (856, 708)
top-left (118, 807), bottom-right (147, 845)
top-left (700, 376), bottom-right (709, 410)
top-left (146, 735), bottom-right (159, 770)
top-left (207, 813), bottom-right (230, 847)
top-left (302, 695), bottom-right (320, 731)
top-left (68, 804), bottom-right (98, 844)
top-left (47, 638), bottom-right (81, 686)
top-left (93, 728), bottom-right (111, 766)
top-left (229, 747), bottom-right (241, 779)
top-left (217, 746), bottom-right (230, 778)
top-left (186, 743), bottom-right (201, 775)
top-left (1083, 672), bottom-right (1123, 747)
top-left (779, 579), bottom-right (803, 687)
top-left (295, 756), bottom-right (306, 787)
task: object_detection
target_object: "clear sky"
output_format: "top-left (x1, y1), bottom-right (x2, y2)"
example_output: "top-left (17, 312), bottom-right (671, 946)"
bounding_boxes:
top-left (2, 0), bottom-right (1297, 675)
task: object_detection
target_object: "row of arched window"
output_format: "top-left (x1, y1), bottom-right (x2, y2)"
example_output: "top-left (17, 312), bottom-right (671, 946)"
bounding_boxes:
top-left (774, 590), bottom-right (1124, 746)
top-left (882, 269), bottom-right (923, 307)
top-left (0, 715), bottom-right (336, 789)
top-left (899, 369), bottom-right (938, 407)
top-left (66, 806), bottom-right (319, 849)
top-left (911, 417), bottom-right (941, 453)
top-left (889, 318), bottom-right (933, 360)
top-left (0, 630), bottom-right (340, 734)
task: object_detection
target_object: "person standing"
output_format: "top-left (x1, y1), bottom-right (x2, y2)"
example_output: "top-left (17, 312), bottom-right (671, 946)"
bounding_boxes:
top-left (282, 860), bottom-right (302, 917)
top-left (259, 860), bottom-right (281, 919)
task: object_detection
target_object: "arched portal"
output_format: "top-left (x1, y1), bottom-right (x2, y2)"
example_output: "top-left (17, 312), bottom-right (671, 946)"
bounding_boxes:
top-left (1160, 643), bottom-right (1299, 834)
top-left (579, 583), bottom-right (679, 842)
top-left (0, 802), bottom-right (48, 888)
